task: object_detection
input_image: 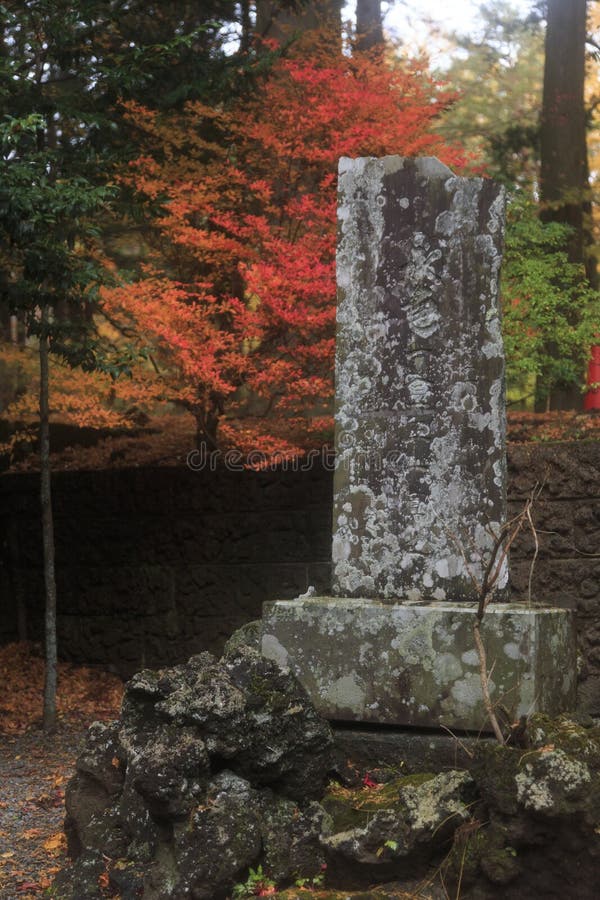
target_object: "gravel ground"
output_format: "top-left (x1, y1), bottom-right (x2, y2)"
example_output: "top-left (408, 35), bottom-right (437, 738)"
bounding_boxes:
top-left (0, 725), bottom-right (86, 900)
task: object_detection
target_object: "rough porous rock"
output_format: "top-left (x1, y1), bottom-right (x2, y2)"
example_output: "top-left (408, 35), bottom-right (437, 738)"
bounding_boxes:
top-left (444, 715), bottom-right (600, 899)
top-left (56, 646), bottom-right (334, 899)
top-left (222, 619), bottom-right (262, 655)
top-left (322, 770), bottom-right (475, 877)
top-left (57, 661), bottom-right (600, 900)
top-left (319, 715), bottom-right (600, 897)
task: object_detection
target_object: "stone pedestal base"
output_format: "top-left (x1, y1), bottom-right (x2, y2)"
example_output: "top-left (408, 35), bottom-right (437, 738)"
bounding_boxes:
top-left (261, 598), bottom-right (576, 732)
top-left (332, 726), bottom-right (493, 778)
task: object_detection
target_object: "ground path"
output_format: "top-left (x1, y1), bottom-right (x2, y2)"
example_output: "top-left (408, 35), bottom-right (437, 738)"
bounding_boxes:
top-left (0, 642), bottom-right (123, 899)
top-left (0, 725), bottom-right (85, 898)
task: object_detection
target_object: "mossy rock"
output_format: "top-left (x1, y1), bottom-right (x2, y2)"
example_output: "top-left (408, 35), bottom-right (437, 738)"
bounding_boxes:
top-left (322, 774), bottom-right (437, 832)
top-left (442, 823), bottom-right (520, 892)
top-left (274, 890), bottom-right (432, 900)
top-left (474, 715), bottom-right (600, 820)
top-left (456, 715), bottom-right (600, 898)
top-left (527, 713), bottom-right (600, 767)
top-left (321, 770), bottom-right (475, 875)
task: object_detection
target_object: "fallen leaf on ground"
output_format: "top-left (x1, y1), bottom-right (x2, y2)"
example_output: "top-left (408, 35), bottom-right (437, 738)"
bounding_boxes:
top-left (0, 642), bottom-right (123, 735)
top-left (42, 833), bottom-right (66, 854)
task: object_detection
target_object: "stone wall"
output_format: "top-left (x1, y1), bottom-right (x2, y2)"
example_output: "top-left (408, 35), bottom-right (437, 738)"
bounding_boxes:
top-left (1, 441), bottom-right (599, 705)
top-left (0, 465), bottom-right (332, 676)
top-left (508, 441), bottom-right (600, 713)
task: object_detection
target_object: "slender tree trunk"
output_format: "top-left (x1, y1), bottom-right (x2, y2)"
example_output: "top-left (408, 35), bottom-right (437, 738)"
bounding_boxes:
top-left (355, 0), bottom-right (383, 51)
top-left (39, 305), bottom-right (57, 733)
top-left (194, 391), bottom-right (223, 451)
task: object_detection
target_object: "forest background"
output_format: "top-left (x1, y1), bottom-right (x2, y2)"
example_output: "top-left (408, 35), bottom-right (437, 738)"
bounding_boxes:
top-left (1, 0), bottom-right (599, 473)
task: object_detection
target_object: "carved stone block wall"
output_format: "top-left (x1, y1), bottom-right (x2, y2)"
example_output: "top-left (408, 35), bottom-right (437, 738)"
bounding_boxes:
top-left (0, 441), bottom-right (599, 711)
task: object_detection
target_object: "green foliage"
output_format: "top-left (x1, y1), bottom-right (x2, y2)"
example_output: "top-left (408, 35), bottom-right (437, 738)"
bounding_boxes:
top-left (294, 870), bottom-right (325, 889)
top-left (0, 111), bottom-right (119, 369)
top-left (0, 1), bottom-right (247, 111)
top-left (232, 864), bottom-right (277, 898)
top-left (501, 195), bottom-right (598, 401)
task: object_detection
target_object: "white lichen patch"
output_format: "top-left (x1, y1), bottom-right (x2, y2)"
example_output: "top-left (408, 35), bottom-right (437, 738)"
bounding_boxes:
top-left (515, 749), bottom-right (591, 812)
top-left (323, 673), bottom-right (366, 713)
top-left (399, 770), bottom-right (473, 834)
top-left (504, 642), bottom-right (522, 660)
top-left (260, 634), bottom-right (290, 672)
top-left (433, 652), bottom-right (463, 684)
top-left (448, 672), bottom-right (489, 717)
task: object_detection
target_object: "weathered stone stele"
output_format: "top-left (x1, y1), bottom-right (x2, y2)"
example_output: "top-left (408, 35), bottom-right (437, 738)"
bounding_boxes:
top-left (333, 155), bottom-right (507, 602)
top-left (261, 156), bottom-right (577, 731)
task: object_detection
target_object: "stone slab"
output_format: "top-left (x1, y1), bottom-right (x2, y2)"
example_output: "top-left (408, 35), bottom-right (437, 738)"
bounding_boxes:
top-left (333, 156), bottom-right (507, 601)
top-left (332, 726), bottom-right (494, 778)
top-left (261, 597), bottom-right (576, 732)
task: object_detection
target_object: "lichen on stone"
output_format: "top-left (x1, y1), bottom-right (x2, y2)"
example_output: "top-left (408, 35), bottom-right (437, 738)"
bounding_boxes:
top-left (515, 748), bottom-right (591, 813)
top-left (333, 155), bottom-right (507, 603)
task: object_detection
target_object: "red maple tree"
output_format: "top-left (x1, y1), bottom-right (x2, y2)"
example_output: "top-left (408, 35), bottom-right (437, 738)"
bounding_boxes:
top-left (103, 34), bottom-right (469, 456)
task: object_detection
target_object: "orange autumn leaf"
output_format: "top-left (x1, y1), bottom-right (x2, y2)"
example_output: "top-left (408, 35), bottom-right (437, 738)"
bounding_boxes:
top-left (22, 828), bottom-right (42, 840)
top-left (43, 833), bottom-right (66, 854)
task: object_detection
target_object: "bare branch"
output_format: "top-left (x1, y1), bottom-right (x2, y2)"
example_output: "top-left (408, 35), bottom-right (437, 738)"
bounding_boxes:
top-left (525, 501), bottom-right (539, 605)
top-left (470, 490), bottom-right (542, 743)
top-left (473, 618), bottom-right (505, 744)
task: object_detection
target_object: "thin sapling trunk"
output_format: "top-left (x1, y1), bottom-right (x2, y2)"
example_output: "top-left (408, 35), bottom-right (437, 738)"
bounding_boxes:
top-left (39, 305), bottom-right (58, 732)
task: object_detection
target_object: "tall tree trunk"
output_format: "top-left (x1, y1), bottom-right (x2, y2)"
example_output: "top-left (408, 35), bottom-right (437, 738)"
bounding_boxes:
top-left (240, 0), bottom-right (252, 53)
top-left (355, 0), bottom-right (383, 51)
top-left (256, 0), bottom-right (342, 42)
top-left (540, 0), bottom-right (595, 282)
top-left (538, 0), bottom-right (595, 409)
top-left (39, 305), bottom-right (58, 733)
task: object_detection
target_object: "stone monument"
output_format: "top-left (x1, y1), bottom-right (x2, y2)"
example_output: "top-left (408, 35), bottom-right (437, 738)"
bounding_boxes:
top-left (333, 156), bottom-right (506, 602)
top-left (262, 156), bottom-right (576, 732)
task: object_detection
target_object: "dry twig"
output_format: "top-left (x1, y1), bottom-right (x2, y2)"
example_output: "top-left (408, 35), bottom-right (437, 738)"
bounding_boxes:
top-left (469, 488), bottom-right (541, 744)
